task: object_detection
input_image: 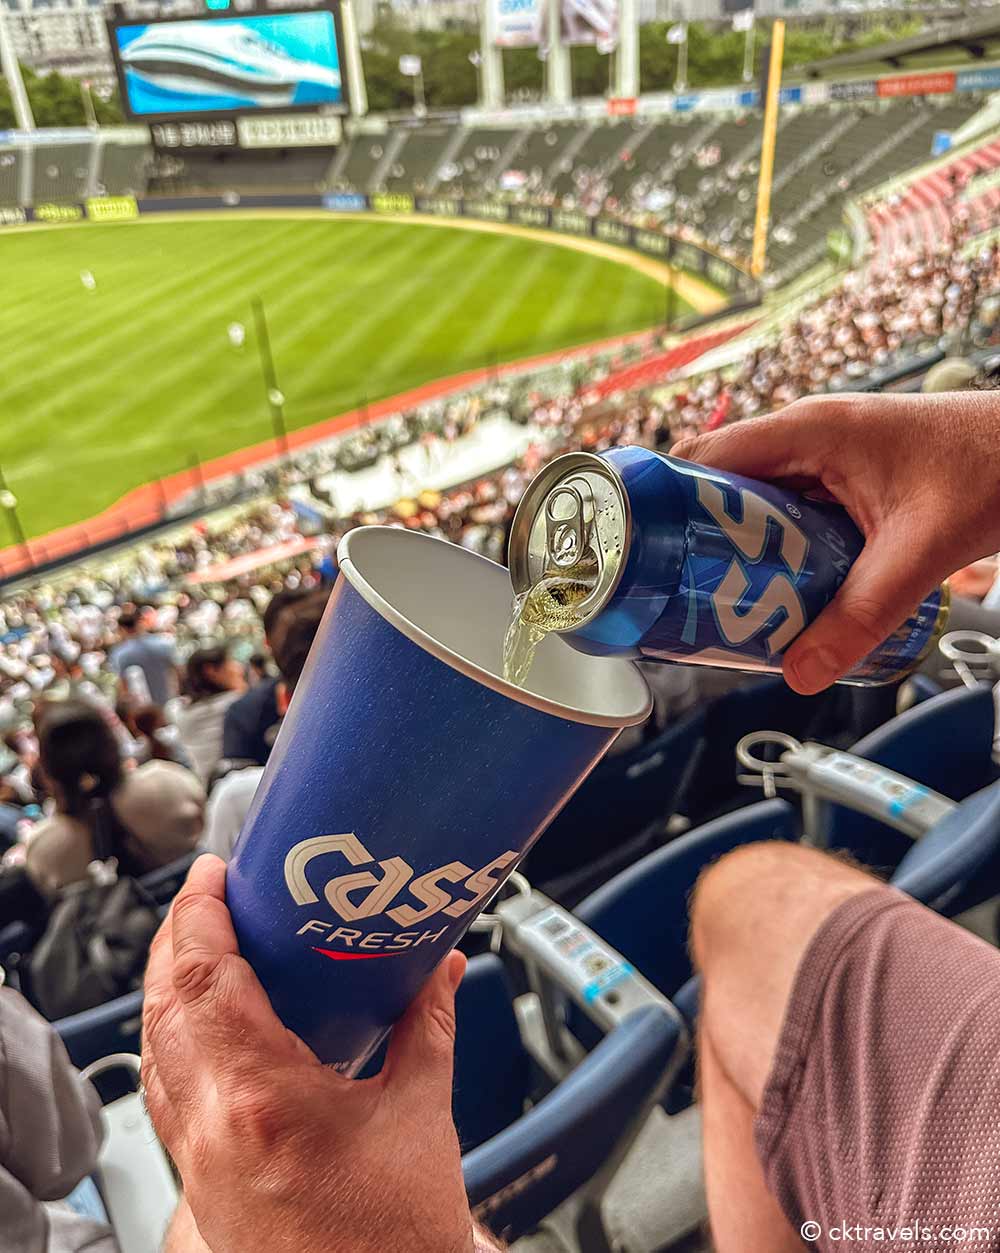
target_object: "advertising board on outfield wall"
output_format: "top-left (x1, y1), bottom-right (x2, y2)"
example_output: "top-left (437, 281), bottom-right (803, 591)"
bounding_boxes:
top-left (461, 58), bottom-right (1000, 126)
top-left (35, 203), bottom-right (84, 223)
top-left (7, 190), bottom-right (758, 301)
top-left (877, 72), bottom-right (956, 98)
top-left (411, 195), bottom-right (756, 298)
top-left (85, 196), bottom-right (140, 222)
top-left (323, 192), bottom-right (367, 212)
top-left (956, 66), bottom-right (1000, 91)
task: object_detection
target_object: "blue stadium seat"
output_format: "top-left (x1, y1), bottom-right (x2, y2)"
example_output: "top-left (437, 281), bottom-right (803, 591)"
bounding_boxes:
top-left (569, 770), bottom-right (1000, 1113)
top-left (679, 675), bottom-right (894, 825)
top-left (574, 799), bottom-right (797, 1006)
top-left (56, 988), bottom-right (145, 1073)
top-left (570, 800), bottom-right (796, 1111)
top-left (453, 953), bottom-right (532, 1152)
top-left (819, 683), bottom-right (997, 872)
top-left (138, 851), bottom-right (199, 905)
top-left (459, 956), bottom-right (682, 1245)
top-left (891, 782), bottom-right (1000, 916)
top-left (522, 707), bottom-right (706, 905)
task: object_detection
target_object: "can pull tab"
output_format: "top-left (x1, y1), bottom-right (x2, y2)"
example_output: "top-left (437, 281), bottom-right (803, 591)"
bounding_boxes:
top-left (544, 481), bottom-right (598, 571)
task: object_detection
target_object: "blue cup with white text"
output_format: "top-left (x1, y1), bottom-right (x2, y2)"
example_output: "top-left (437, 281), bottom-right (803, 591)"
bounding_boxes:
top-left (226, 526), bottom-right (651, 1073)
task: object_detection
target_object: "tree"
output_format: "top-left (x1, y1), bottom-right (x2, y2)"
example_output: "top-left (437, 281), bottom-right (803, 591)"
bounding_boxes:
top-left (359, 12), bottom-right (926, 107)
top-left (0, 11), bottom-right (926, 129)
top-left (0, 64), bottom-right (124, 129)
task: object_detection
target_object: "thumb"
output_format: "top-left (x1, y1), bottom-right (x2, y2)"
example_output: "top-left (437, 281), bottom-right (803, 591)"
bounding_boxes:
top-left (781, 529), bottom-right (942, 694)
top-left (382, 951), bottom-right (466, 1104)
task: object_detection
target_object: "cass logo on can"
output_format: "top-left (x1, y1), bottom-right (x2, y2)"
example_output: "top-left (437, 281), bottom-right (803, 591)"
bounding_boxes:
top-left (285, 833), bottom-right (518, 959)
top-left (696, 478), bottom-right (808, 656)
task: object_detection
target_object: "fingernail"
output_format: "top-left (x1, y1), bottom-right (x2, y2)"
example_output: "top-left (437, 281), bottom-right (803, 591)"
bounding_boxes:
top-left (671, 441), bottom-right (693, 460)
top-left (789, 648), bottom-right (839, 692)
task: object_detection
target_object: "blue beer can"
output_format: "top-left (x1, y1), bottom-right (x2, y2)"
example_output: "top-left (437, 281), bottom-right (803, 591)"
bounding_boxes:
top-left (225, 526), bottom-right (650, 1074)
top-left (507, 447), bottom-right (949, 685)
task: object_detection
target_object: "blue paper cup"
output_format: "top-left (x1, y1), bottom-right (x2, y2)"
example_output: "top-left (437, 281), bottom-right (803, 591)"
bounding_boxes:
top-left (226, 526), bottom-right (651, 1072)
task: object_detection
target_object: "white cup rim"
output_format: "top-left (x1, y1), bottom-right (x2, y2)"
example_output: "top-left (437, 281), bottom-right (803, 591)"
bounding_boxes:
top-left (337, 527), bottom-right (652, 729)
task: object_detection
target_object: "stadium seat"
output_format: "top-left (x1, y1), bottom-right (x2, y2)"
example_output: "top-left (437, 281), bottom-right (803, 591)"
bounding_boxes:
top-left (570, 799), bottom-right (796, 1109)
top-left (138, 851), bottom-right (199, 905)
top-left (891, 782), bottom-right (1000, 916)
top-left (567, 754), bottom-right (1000, 1112)
top-left (458, 955), bottom-right (682, 1247)
top-left (573, 799), bottom-right (797, 1009)
top-left (818, 683), bottom-right (997, 872)
top-left (453, 953), bottom-right (532, 1152)
top-left (56, 988), bottom-right (145, 1074)
top-left (80, 1053), bottom-right (178, 1252)
top-left (679, 675), bottom-right (896, 827)
top-left (522, 707), bottom-right (706, 906)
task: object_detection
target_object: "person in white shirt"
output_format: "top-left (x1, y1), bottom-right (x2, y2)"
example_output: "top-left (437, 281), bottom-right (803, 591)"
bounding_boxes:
top-left (200, 588), bottom-right (330, 860)
top-left (174, 647), bottom-right (246, 787)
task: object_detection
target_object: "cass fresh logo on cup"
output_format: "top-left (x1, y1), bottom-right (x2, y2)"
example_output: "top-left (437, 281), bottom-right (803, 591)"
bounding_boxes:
top-left (285, 833), bottom-right (518, 960)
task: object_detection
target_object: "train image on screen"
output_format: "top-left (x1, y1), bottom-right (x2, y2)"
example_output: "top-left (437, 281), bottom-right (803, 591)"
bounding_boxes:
top-left (118, 16), bottom-right (342, 113)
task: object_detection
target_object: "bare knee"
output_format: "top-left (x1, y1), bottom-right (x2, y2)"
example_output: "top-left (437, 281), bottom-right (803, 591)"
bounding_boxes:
top-left (690, 841), bottom-right (877, 1105)
top-left (690, 840), bottom-right (874, 978)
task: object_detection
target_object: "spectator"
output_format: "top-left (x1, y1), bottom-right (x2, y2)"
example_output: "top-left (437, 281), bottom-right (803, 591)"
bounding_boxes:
top-left (25, 700), bottom-right (205, 898)
top-left (108, 609), bottom-right (177, 708)
top-left (203, 586), bottom-right (331, 861)
top-left (128, 705), bottom-right (192, 771)
top-left (0, 985), bottom-right (116, 1253)
top-left (674, 389), bottom-right (1000, 1253)
top-left (221, 588), bottom-right (309, 766)
top-left (246, 652), bottom-right (271, 687)
top-left (175, 647), bottom-right (246, 786)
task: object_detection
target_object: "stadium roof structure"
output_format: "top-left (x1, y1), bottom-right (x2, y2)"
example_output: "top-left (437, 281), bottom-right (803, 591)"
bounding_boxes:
top-left (800, 12), bottom-right (1000, 76)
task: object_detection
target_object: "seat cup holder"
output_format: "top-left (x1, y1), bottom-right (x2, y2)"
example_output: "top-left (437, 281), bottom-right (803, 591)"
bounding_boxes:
top-left (939, 630), bottom-right (1000, 690)
top-left (735, 731), bottom-right (803, 799)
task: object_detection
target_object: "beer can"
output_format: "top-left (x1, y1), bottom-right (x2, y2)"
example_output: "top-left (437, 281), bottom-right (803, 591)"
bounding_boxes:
top-left (508, 446), bottom-right (949, 685)
top-left (226, 526), bottom-right (650, 1074)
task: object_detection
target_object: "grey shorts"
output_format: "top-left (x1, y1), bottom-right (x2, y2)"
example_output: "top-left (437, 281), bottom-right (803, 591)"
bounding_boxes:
top-left (755, 887), bottom-right (1000, 1253)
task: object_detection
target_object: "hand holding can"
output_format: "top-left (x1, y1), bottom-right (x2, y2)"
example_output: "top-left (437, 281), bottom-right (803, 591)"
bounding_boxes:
top-left (671, 392), bottom-right (1000, 692)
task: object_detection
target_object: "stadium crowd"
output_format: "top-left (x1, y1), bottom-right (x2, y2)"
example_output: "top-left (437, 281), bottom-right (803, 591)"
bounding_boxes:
top-left (0, 222), bottom-right (993, 883)
top-left (0, 203), bottom-right (999, 1253)
top-left (0, 225), bottom-right (996, 809)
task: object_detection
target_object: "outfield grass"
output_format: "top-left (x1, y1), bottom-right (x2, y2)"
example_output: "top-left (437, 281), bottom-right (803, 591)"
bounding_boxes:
top-left (0, 216), bottom-right (682, 539)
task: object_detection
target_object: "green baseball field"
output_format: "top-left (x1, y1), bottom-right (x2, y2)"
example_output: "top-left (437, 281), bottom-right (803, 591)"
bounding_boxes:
top-left (0, 214), bottom-right (692, 540)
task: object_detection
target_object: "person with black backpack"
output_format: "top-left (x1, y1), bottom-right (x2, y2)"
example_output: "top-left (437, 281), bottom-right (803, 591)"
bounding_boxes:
top-left (14, 700), bottom-right (206, 1018)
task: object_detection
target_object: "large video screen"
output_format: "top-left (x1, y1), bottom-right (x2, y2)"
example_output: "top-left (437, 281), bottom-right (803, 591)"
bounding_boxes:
top-left (112, 10), bottom-right (344, 119)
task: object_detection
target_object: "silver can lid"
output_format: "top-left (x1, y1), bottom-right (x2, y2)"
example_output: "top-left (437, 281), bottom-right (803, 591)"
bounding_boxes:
top-left (508, 452), bottom-right (630, 631)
